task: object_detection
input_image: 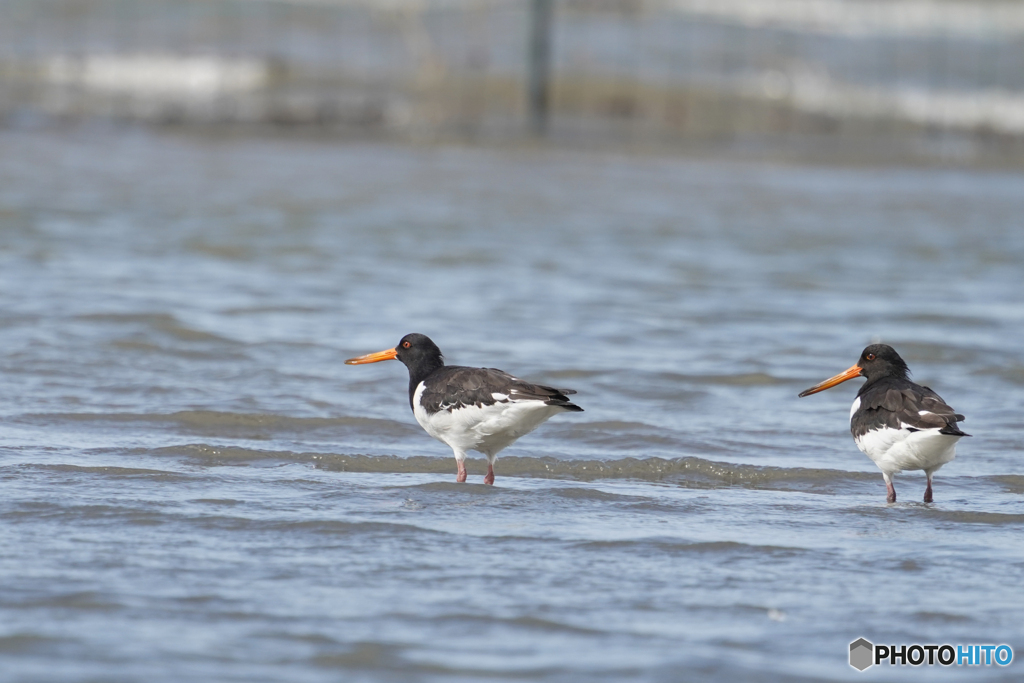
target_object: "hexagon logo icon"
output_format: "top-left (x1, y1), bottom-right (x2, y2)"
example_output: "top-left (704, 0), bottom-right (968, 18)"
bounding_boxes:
top-left (850, 638), bottom-right (874, 671)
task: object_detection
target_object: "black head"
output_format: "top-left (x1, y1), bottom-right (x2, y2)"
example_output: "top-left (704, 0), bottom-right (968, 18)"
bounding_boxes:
top-left (345, 333), bottom-right (445, 379)
top-left (393, 333), bottom-right (444, 372)
top-left (798, 343), bottom-right (909, 397)
top-left (856, 344), bottom-right (909, 382)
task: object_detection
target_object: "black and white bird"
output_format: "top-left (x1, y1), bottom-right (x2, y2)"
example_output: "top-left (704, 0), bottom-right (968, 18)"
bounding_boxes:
top-left (345, 333), bottom-right (582, 485)
top-left (798, 344), bottom-right (968, 504)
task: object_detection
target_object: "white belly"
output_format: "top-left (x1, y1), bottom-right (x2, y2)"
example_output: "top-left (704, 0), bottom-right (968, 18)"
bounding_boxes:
top-left (412, 382), bottom-right (564, 457)
top-left (854, 426), bottom-right (960, 476)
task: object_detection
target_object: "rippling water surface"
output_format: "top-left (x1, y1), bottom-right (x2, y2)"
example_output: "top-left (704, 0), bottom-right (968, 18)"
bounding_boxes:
top-left (1, 128), bottom-right (1023, 682)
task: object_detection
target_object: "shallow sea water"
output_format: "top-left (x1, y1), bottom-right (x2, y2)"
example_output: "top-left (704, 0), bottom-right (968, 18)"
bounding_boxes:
top-left (1, 128), bottom-right (1023, 682)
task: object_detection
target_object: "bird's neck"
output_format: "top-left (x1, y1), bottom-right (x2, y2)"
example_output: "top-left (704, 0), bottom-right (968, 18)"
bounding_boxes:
top-left (858, 371), bottom-right (908, 395)
top-left (406, 356), bottom-right (445, 408)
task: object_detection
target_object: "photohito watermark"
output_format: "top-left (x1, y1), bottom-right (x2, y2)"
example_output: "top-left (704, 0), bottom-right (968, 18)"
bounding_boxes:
top-left (849, 638), bottom-right (1013, 671)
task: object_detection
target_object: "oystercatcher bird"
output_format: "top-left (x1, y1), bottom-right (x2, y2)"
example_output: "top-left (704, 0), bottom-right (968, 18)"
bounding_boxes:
top-left (798, 344), bottom-right (968, 504)
top-left (345, 333), bottom-right (582, 485)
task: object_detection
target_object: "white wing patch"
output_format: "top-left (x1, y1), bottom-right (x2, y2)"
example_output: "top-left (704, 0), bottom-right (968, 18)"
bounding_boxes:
top-left (849, 396), bottom-right (861, 421)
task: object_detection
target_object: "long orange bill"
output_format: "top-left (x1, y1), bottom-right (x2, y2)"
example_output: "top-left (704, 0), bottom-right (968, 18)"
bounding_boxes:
top-left (798, 364), bottom-right (863, 397)
top-left (344, 347), bottom-right (398, 365)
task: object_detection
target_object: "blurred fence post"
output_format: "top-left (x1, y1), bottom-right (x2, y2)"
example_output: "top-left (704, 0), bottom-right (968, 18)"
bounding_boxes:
top-left (527, 0), bottom-right (553, 136)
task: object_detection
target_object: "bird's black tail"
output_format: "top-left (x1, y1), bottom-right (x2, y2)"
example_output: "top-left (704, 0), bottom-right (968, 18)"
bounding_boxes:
top-left (541, 386), bottom-right (583, 411)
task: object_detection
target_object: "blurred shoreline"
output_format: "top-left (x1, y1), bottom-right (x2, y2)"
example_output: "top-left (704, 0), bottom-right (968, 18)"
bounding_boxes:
top-left (3, 0), bottom-right (1024, 167)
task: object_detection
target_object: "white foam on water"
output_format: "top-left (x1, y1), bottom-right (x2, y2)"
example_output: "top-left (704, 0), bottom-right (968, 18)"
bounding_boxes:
top-left (44, 55), bottom-right (268, 97)
top-left (666, 0), bottom-right (1024, 38)
top-left (741, 68), bottom-right (1024, 134)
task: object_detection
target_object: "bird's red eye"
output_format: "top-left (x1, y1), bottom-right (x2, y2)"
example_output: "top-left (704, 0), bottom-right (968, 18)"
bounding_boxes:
top-left (402, 341), bottom-right (411, 349)
top-left (866, 353), bottom-right (876, 361)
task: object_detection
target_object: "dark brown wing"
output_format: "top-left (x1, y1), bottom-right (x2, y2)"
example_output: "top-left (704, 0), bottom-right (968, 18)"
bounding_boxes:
top-left (419, 366), bottom-right (582, 414)
top-left (855, 381), bottom-right (967, 438)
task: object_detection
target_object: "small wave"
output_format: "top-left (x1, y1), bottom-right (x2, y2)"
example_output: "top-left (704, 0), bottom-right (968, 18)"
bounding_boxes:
top-left (976, 366), bottom-right (1024, 387)
top-left (551, 487), bottom-right (641, 502)
top-left (109, 339), bottom-right (163, 353)
top-left (468, 454), bottom-right (864, 486)
top-left (183, 240), bottom-right (253, 261)
top-left (576, 539), bottom-right (806, 556)
top-left (2, 502), bottom-right (166, 527)
top-left (580, 421), bottom-right (665, 431)
top-left (913, 611), bottom-right (973, 624)
top-left (427, 251), bottom-right (499, 267)
top-left (252, 630), bottom-right (340, 647)
top-left (21, 411), bottom-right (416, 437)
top-left (556, 422), bottom-right (682, 448)
top-left (0, 633), bottom-right (66, 654)
top-left (391, 481), bottom-right (504, 494)
top-left (315, 452), bottom-right (866, 488)
top-left (900, 313), bottom-right (997, 328)
top-left (74, 311), bottom-right (231, 339)
top-left (393, 612), bottom-right (605, 636)
top-left (76, 312), bottom-right (180, 325)
top-left (987, 474), bottom-right (1024, 494)
top-left (27, 464), bottom-right (186, 479)
top-left (855, 505), bottom-right (1024, 525)
top-left (156, 411), bottom-right (410, 435)
top-left (151, 317), bottom-right (233, 343)
top-left (543, 368), bottom-right (609, 380)
top-left (76, 311), bottom-right (234, 344)
top-left (220, 305), bottom-right (323, 316)
top-left (137, 444), bottom-right (869, 487)
top-left (924, 510), bottom-right (1024, 525)
top-left (9, 591), bottom-right (121, 612)
top-left (690, 372), bottom-right (788, 387)
top-left (312, 642), bottom-right (407, 670)
top-left (188, 517), bottom-right (439, 536)
top-left (149, 444), bottom-right (317, 463)
top-left (643, 370), bottom-right (789, 387)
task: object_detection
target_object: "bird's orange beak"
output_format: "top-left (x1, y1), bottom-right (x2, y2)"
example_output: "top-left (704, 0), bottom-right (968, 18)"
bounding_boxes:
top-left (798, 364), bottom-right (863, 397)
top-left (344, 347), bottom-right (398, 365)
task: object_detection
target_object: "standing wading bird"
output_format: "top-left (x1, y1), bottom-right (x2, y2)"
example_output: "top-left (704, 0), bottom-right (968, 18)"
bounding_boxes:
top-left (798, 344), bottom-right (968, 504)
top-left (345, 333), bottom-right (582, 485)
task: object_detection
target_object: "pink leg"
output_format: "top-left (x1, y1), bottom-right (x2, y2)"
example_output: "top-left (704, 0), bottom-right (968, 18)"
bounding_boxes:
top-left (484, 463), bottom-right (495, 486)
top-left (456, 460), bottom-right (467, 483)
top-left (885, 476), bottom-right (896, 504)
top-left (924, 474), bottom-right (933, 503)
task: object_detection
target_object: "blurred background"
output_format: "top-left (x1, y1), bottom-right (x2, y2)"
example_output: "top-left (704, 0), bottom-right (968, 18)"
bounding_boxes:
top-left (4, 0), bottom-right (1024, 164)
top-left (3, 2), bottom-right (1024, 682)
